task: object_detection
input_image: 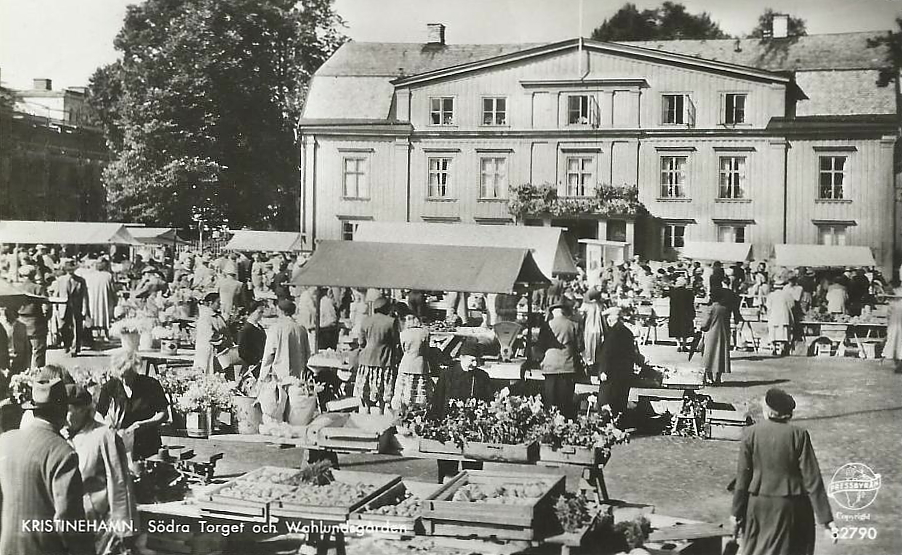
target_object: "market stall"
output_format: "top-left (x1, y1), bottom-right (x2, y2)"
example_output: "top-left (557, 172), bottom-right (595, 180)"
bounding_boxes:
top-left (773, 243), bottom-right (876, 268)
top-left (0, 219), bottom-right (142, 246)
top-left (224, 230), bottom-right (306, 252)
top-left (126, 226), bottom-right (188, 246)
top-left (680, 241), bottom-right (752, 262)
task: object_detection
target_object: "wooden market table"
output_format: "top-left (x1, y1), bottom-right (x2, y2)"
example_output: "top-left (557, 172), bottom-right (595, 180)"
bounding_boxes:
top-left (799, 321), bottom-right (887, 358)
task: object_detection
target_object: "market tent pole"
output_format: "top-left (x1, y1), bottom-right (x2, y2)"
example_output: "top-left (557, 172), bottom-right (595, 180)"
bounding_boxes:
top-left (314, 286), bottom-right (321, 354)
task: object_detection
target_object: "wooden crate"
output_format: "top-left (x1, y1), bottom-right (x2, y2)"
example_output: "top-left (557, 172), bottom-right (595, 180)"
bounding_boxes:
top-left (463, 441), bottom-right (539, 463)
top-left (538, 444), bottom-right (608, 467)
top-left (196, 466), bottom-right (302, 521)
top-left (350, 481), bottom-right (444, 537)
top-left (705, 409), bottom-right (749, 441)
top-left (270, 469), bottom-right (401, 522)
top-left (416, 437), bottom-right (464, 456)
top-left (316, 414), bottom-right (396, 452)
top-left (422, 470), bottom-right (565, 539)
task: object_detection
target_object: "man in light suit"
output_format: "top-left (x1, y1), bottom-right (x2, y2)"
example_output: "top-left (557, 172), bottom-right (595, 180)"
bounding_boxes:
top-left (55, 259), bottom-right (90, 356)
top-left (0, 378), bottom-right (95, 555)
top-left (259, 299), bottom-right (310, 381)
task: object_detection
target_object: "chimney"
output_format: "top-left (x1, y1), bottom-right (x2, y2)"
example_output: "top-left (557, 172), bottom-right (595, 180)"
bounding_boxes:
top-left (33, 78), bottom-right (52, 90)
top-left (771, 13), bottom-right (789, 39)
top-left (426, 23), bottom-right (445, 46)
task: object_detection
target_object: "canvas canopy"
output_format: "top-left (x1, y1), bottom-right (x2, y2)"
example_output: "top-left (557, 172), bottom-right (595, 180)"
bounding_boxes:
top-left (774, 244), bottom-right (876, 268)
top-left (126, 227), bottom-right (187, 245)
top-left (291, 241), bottom-right (550, 294)
top-left (225, 231), bottom-right (306, 252)
top-left (353, 221), bottom-right (578, 276)
top-left (681, 242), bottom-right (752, 262)
top-left (0, 220), bottom-right (140, 246)
top-left (0, 280), bottom-right (44, 304)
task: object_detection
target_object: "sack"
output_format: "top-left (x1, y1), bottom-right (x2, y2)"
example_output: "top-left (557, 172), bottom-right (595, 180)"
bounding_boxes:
top-left (255, 379), bottom-right (287, 422)
top-left (285, 385), bottom-right (318, 426)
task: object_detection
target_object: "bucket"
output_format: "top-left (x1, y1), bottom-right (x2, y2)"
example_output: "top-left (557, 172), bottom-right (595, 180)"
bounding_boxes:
top-left (233, 396), bottom-right (262, 434)
top-left (185, 410), bottom-right (212, 438)
top-left (139, 332), bottom-right (154, 351)
top-left (285, 385), bottom-right (318, 426)
top-left (121, 332), bottom-right (139, 352)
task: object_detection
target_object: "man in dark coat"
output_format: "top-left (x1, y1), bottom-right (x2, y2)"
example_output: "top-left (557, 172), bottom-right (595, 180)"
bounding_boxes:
top-left (17, 266), bottom-right (49, 368)
top-left (55, 259), bottom-right (90, 356)
top-left (666, 276), bottom-right (696, 352)
top-left (0, 378), bottom-right (95, 555)
top-left (597, 307), bottom-right (636, 419)
top-left (538, 304), bottom-right (580, 419)
top-left (732, 388), bottom-right (837, 555)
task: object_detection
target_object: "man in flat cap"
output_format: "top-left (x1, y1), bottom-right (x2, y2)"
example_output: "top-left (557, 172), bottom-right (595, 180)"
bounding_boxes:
top-left (0, 378), bottom-right (95, 555)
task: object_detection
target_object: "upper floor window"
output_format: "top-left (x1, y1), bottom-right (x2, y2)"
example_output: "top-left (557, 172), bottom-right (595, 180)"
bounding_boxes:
top-left (563, 156), bottom-right (593, 197)
top-left (479, 157), bottom-right (508, 199)
top-left (818, 224), bottom-right (847, 246)
top-left (718, 156), bottom-right (746, 199)
top-left (427, 157), bottom-right (452, 198)
top-left (663, 223), bottom-right (686, 249)
top-left (482, 97), bottom-right (507, 126)
top-left (342, 157), bottom-right (368, 199)
top-left (662, 94), bottom-right (686, 125)
top-left (430, 97), bottom-right (454, 125)
top-left (568, 95), bottom-right (590, 125)
top-left (717, 224), bottom-right (747, 243)
top-left (660, 156), bottom-right (688, 198)
top-left (724, 93), bottom-right (747, 124)
top-left (819, 156), bottom-right (847, 200)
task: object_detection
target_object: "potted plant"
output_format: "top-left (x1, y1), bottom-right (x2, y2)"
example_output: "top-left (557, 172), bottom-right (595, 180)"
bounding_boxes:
top-left (536, 406), bottom-right (630, 466)
top-left (110, 315), bottom-right (157, 351)
top-left (174, 372), bottom-right (235, 438)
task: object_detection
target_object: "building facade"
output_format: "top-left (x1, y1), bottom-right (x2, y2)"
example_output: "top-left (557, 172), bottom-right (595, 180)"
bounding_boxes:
top-left (299, 25), bottom-right (899, 272)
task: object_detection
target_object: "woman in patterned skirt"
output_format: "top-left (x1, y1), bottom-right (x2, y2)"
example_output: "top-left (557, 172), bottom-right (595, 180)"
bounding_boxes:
top-left (391, 315), bottom-right (432, 414)
top-left (354, 297), bottom-right (400, 416)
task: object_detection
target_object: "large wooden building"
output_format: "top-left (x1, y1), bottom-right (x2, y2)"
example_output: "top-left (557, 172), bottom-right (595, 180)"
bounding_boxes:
top-left (299, 24), bottom-right (899, 272)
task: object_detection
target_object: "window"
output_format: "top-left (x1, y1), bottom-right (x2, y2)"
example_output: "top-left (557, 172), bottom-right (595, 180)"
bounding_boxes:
top-left (341, 221), bottom-right (359, 241)
top-left (563, 156), bottom-right (593, 197)
top-left (482, 97), bottom-right (507, 125)
top-left (724, 93), bottom-right (747, 124)
top-left (819, 156), bottom-right (846, 199)
top-left (568, 95), bottom-right (590, 125)
top-left (430, 97), bottom-right (454, 125)
top-left (717, 224), bottom-right (747, 243)
top-left (342, 157), bottom-right (368, 198)
top-left (663, 224), bottom-right (686, 249)
top-left (607, 220), bottom-right (627, 242)
top-left (718, 156), bottom-right (746, 199)
top-left (660, 156), bottom-right (688, 198)
top-left (427, 157), bottom-right (452, 198)
top-left (479, 157), bottom-right (507, 199)
top-left (818, 224), bottom-right (848, 246)
top-left (662, 94), bottom-right (685, 124)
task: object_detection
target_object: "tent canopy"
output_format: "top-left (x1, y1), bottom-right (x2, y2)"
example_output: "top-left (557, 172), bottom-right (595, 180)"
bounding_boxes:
top-left (353, 221), bottom-right (578, 276)
top-left (0, 220), bottom-right (140, 246)
top-left (0, 279), bottom-right (45, 305)
top-left (681, 242), bottom-right (752, 262)
top-left (126, 227), bottom-right (187, 245)
top-left (291, 240), bottom-right (550, 294)
top-left (225, 230), bottom-right (306, 252)
top-left (774, 244), bottom-right (876, 268)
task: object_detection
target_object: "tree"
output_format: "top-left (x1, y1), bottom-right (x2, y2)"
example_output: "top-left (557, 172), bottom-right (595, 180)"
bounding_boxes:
top-left (91, 0), bottom-right (345, 231)
top-left (748, 9), bottom-right (807, 38)
top-left (591, 2), bottom-right (729, 42)
top-left (867, 18), bottom-right (902, 87)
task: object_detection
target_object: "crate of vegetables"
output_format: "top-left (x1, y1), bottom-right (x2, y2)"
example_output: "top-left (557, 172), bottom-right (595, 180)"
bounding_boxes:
top-left (271, 469), bottom-right (401, 522)
top-left (316, 414), bottom-right (396, 453)
top-left (422, 470), bottom-right (566, 540)
top-left (350, 480), bottom-right (444, 537)
top-left (197, 466), bottom-right (305, 522)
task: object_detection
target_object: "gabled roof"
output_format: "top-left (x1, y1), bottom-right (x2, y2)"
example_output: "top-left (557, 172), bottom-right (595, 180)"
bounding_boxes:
top-left (621, 31), bottom-right (891, 72)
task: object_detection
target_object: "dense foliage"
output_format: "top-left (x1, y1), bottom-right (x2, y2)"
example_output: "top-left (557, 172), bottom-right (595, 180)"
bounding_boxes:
top-left (90, 0), bottom-right (345, 230)
top-left (508, 183), bottom-right (646, 220)
top-left (867, 17), bottom-right (902, 87)
top-left (591, 2), bottom-right (728, 42)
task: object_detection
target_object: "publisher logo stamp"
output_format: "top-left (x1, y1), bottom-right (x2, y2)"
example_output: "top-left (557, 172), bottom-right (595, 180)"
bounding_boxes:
top-left (828, 463), bottom-right (881, 511)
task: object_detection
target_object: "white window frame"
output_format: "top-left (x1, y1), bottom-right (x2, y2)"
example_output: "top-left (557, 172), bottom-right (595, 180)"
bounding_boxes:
top-left (562, 155), bottom-right (594, 197)
top-left (723, 93), bottom-right (747, 125)
top-left (718, 156), bottom-right (747, 199)
top-left (662, 93), bottom-right (689, 125)
top-left (341, 220), bottom-right (359, 241)
top-left (818, 155), bottom-right (847, 200)
top-left (817, 224), bottom-right (848, 246)
top-left (481, 97), bottom-right (507, 126)
top-left (479, 156), bottom-right (508, 199)
top-left (429, 97), bottom-right (455, 126)
top-left (427, 156), bottom-right (453, 199)
top-left (717, 224), bottom-right (747, 244)
top-left (567, 94), bottom-right (591, 125)
top-left (663, 223), bottom-right (687, 249)
top-left (341, 156), bottom-right (369, 199)
top-left (660, 156), bottom-right (688, 198)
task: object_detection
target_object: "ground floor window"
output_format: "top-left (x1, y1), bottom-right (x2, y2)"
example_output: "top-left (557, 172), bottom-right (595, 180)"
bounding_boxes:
top-left (341, 221), bottom-right (359, 241)
top-left (817, 224), bottom-right (847, 246)
top-left (663, 223), bottom-right (686, 249)
top-left (717, 224), bottom-right (746, 243)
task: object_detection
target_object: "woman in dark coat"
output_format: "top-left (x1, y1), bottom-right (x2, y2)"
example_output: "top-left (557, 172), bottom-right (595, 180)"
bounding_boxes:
top-left (666, 276), bottom-right (696, 352)
top-left (732, 388), bottom-right (837, 555)
top-left (701, 287), bottom-right (731, 384)
top-left (237, 300), bottom-right (267, 380)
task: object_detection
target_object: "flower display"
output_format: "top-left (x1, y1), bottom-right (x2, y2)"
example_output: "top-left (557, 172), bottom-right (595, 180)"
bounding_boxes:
top-left (151, 325), bottom-right (178, 340)
top-left (175, 372), bottom-right (236, 413)
top-left (508, 183), bottom-right (647, 220)
top-left (8, 368), bottom-right (42, 405)
top-left (157, 366), bottom-right (204, 400)
top-left (536, 407), bottom-right (630, 460)
top-left (67, 365), bottom-right (112, 389)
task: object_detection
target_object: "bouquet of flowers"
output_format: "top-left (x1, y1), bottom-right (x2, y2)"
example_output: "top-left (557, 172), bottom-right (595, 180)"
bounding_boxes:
top-left (109, 315), bottom-right (157, 337)
top-left (8, 367), bottom-right (42, 405)
top-left (175, 372), bottom-right (236, 414)
top-left (157, 367), bottom-right (204, 400)
top-left (151, 325), bottom-right (178, 341)
top-left (536, 407), bottom-right (630, 461)
top-left (67, 365), bottom-right (112, 390)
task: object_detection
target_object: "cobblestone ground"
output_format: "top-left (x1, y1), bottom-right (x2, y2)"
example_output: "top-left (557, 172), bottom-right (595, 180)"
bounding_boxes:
top-left (50, 344), bottom-right (902, 554)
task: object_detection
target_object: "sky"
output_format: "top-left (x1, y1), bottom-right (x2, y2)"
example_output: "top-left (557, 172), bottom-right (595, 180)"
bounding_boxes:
top-left (1, 0), bottom-right (900, 90)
